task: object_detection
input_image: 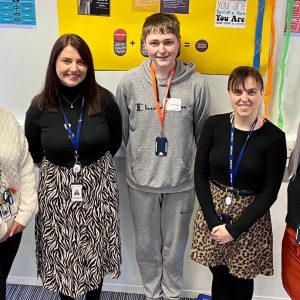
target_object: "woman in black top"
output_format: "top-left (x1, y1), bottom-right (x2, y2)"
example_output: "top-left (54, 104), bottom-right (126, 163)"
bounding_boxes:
top-left (25, 34), bottom-right (122, 300)
top-left (282, 123), bottom-right (300, 300)
top-left (190, 66), bottom-right (286, 300)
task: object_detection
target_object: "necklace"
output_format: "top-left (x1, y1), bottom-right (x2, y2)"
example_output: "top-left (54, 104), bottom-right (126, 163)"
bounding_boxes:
top-left (61, 94), bottom-right (81, 109)
top-left (230, 112), bottom-right (260, 130)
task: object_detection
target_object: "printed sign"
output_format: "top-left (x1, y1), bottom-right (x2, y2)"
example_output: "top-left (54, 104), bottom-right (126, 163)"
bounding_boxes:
top-left (215, 0), bottom-right (248, 28)
top-left (0, 0), bottom-right (36, 28)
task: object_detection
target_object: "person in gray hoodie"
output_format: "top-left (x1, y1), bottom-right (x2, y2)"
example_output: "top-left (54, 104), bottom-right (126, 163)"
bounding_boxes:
top-left (116, 13), bottom-right (210, 300)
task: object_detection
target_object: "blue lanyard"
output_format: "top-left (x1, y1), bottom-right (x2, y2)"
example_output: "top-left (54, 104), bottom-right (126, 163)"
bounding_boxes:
top-left (61, 98), bottom-right (84, 157)
top-left (229, 114), bottom-right (258, 189)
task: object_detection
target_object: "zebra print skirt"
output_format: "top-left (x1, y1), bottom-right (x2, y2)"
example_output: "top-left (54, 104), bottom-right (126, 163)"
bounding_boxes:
top-left (36, 152), bottom-right (121, 298)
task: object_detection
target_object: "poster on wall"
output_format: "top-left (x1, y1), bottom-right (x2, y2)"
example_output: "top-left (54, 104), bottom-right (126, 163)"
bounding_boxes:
top-left (214, 0), bottom-right (248, 28)
top-left (160, 0), bottom-right (189, 14)
top-left (284, 0), bottom-right (300, 36)
top-left (0, 0), bottom-right (36, 28)
top-left (57, 0), bottom-right (272, 74)
top-left (132, 0), bottom-right (160, 12)
top-left (78, 0), bottom-right (110, 16)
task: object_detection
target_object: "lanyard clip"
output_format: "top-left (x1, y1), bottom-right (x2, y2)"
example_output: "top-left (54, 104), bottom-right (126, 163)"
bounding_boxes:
top-left (74, 151), bottom-right (79, 162)
top-left (73, 152), bottom-right (81, 175)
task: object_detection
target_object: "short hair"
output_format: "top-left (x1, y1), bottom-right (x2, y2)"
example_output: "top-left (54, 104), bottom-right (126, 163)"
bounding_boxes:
top-left (227, 66), bottom-right (264, 92)
top-left (142, 13), bottom-right (180, 41)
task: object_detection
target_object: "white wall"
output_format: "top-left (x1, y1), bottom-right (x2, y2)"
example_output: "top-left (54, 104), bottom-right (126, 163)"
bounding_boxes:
top-left (1, 0), bottom-right (299, 299)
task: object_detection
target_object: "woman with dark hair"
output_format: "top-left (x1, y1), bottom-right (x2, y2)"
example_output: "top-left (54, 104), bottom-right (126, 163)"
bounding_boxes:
top-left (282, 122), bottom-right (300, 300)
top-left (190, 66), bottom-right (287, 299)
top-left (25, 34), bottom-right (122, 300)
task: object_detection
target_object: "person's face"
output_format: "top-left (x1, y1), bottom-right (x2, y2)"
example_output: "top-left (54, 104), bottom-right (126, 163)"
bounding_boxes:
top-left (55, 45), bottom-right (88, 87)
top-left (144, 31), bottom-right (180, 71)
top-left (229, 76), bottom-right (263, 119)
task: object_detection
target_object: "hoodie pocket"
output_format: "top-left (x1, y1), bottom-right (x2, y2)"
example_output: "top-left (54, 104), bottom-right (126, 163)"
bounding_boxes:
top-left (130, 146), bottom-right (190, 189)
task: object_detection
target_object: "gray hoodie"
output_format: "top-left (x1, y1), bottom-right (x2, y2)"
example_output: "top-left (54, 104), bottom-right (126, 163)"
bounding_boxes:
top-left (116, 59), bottom-right (211, 193)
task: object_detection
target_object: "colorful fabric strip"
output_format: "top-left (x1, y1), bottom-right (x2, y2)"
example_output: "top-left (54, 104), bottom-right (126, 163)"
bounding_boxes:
top-left (253, 0), bottom-right (266, 70)
top-left (278, 0), bottom-right (294, 129)
top-left (264, 0), bottom-right (276, 119)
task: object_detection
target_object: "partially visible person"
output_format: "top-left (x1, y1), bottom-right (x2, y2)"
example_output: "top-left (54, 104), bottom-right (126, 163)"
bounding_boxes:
top-left (25, 34), bottom-right (122, 300)
top-left (282, 122), bottom-right (300, 300)
top-left (116, 12), bottom-right (210, 300)
top-left (0, 107), bottom-right (37, 300)
top-left (190, 66), bottom-right (287, 300)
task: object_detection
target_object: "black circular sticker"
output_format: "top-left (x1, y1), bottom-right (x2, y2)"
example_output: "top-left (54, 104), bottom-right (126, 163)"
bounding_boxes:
top-left (195, 40), bottom-right (208, 52)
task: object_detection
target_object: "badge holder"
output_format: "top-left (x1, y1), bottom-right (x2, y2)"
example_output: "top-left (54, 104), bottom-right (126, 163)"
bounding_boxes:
top-left (61, 99), bottom-right (84, 202)
top-left (71, 154), bottom-right (83, 202)
top-left (0, 180), bottom-right (14, 221)
top-left (225, 193), bottom-right (232, 206)
top-left (221, 189), bottom-right (233, 224)
top-left (0, 202), bottom-right (12, 221)
top-left (155, 136), bottom-right (168, 156)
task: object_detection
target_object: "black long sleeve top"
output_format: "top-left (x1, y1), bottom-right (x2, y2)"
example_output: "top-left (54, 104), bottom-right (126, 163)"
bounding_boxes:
top-left (25, 85), bottom-right (122, 167)
top-left (286, 168), bottom-right (300, 231)
top-left (194, 113), bottom-right (287, 239)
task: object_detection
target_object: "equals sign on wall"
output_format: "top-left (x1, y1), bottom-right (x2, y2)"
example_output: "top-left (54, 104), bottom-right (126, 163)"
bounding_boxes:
top-left (184, 42), bottom-right (190, 47)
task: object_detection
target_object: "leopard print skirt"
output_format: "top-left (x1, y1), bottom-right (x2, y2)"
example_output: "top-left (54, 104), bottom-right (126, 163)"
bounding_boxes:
top-left (190, 182), bottom-right (273, 279)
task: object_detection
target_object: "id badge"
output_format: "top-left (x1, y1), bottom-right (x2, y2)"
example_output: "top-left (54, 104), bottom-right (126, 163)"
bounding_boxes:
top-left (155, 137), bottom-right (168, 156)
top-left (166, 98), bottom-right (182, 111)
top-left (71, 183), bottom-right (83, 202)
top-left (0, 203), bottom-right (12, 221)
top-left (296, 224), bottom-right (300, 245)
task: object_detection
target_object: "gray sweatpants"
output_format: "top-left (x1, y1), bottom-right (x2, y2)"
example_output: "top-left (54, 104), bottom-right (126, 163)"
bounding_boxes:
top-left (128, 186), bottom-right (195, 300)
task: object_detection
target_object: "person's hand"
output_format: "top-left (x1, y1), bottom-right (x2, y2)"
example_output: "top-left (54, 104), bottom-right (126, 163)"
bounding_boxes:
top-left (0, 230), bottom-right (10, 243)
top-left (211, 224), bottom-right (234, 244)
top-left (9, 221), bottom-right (25, 237)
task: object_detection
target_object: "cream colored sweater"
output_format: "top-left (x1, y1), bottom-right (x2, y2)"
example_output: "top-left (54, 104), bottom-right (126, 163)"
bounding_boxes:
top-left (0, 107), bottom-right (37, 239)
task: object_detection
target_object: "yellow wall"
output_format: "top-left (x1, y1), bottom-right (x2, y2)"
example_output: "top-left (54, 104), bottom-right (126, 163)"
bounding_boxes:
top-left (57, 0), bottom-right (272, 74)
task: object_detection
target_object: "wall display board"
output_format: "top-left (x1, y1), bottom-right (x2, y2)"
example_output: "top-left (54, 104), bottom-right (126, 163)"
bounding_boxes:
top-left (57, 0), bottom-right (272, 74)
top-left (0, 0), bottom-right (36, 28)
top-left (0, 2), bottom-right (297, 299)
top-left (285, 0), bottom-right (300, 36)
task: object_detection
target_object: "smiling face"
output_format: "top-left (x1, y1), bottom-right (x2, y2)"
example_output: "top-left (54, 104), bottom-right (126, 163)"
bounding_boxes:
top-left (55, 45), bottom-right (88, 87)
top-left (229, 76), bottom-right (264, 120)
top-left (144, 31), bottom-right (180, 75)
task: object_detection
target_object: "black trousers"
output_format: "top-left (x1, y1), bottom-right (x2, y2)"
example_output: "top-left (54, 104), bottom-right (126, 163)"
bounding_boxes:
top-left (59, 278), bottom-right (103, 300)
top-left (0, 232), bottom-right (22, 300)
top-left (210, 265), bottom-right (254, 300)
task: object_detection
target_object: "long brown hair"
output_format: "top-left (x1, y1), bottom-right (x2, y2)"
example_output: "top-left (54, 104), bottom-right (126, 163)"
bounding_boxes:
top-left (33, 34), bottom-right (110, 116)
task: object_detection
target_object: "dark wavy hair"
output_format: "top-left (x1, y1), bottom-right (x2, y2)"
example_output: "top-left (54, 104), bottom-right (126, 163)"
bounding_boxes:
top-left (32, 33), bottom-right (113, 116)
